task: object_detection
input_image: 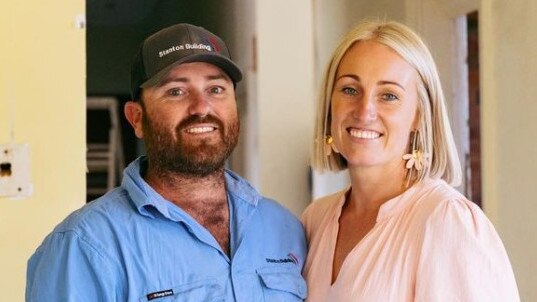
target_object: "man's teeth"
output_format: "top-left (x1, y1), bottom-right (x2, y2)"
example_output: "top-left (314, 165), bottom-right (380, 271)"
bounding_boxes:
top-left (186, 127), bottom-right (215, 134)
top-left (349, 129), bottom-right (380, 139)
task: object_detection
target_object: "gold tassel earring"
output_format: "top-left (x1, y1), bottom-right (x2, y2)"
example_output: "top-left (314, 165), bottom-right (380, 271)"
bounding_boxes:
top-left (325, 135), bottom-right (339, 156)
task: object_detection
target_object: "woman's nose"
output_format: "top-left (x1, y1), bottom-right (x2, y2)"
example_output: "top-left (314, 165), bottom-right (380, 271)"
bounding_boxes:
top-left (353, 94), bottom-right (377, 122)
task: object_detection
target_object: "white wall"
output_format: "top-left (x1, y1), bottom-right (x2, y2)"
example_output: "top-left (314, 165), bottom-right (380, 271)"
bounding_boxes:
top-left (0, 1), bottom-right (86, 300)
top-left (481, 0), bottom-right (537, 300)
top-left (255, 0), bottom-right (315, 215)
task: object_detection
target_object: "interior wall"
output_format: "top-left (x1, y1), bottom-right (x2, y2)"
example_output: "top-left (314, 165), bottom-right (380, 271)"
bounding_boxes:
top-left (347, 0), bottom-right (406, 23)
top-left (0, 1), bottom-right (86, 300)
top-left (481, 0), bottom-right (537, 300)
top-left (256, 0), bottom-right (315, 215)
top-left (221, 0), bottom-right (259, 186)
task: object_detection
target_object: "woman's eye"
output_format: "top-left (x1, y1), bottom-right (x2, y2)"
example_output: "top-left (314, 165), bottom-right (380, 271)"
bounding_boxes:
top-left (342, 87), bottom-right (357, 96)
top-left (382, 93), bottom-right (399, 101)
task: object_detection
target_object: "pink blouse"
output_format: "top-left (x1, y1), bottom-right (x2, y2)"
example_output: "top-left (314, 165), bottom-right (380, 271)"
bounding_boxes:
top-left (302, 178), bottom-right (519, 301)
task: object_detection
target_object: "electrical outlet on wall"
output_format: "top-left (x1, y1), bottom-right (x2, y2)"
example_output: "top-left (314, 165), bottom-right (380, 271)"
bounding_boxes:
top-left (0, 143), bottom-right (33, 199)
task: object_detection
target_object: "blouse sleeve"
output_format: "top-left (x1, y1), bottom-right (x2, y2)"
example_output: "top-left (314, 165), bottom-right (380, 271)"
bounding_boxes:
top-left (300, 194), bottom-right (336, 244)
top-left (300, 200), bottom-right (318, 244)
top-left (415, 198), bottom-right (520, 302)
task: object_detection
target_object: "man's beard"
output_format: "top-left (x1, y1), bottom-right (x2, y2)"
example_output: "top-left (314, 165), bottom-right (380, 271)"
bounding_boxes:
top-left (142, 110), bottom-right (239, 177)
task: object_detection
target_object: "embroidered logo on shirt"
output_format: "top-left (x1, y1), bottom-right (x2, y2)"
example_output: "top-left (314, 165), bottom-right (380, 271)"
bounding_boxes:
top-left (147, 289), bottom-right (174, 300)
top-left (266, 253), bottom-right (299, 265)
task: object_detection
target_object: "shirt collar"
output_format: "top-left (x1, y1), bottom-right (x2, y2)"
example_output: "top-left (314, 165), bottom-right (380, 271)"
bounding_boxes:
top-left (377, 177), bottom-right (439, 221)
top-left (121, 156), bottom-right (261, 220)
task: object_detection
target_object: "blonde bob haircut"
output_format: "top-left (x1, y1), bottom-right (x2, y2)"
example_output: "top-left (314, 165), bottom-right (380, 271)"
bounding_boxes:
top-left (312, 20), bottom-right (462, 187)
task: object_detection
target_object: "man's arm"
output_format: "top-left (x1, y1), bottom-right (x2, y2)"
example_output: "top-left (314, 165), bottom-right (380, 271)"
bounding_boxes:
top-left (26, 231), bottom-right (119, 302)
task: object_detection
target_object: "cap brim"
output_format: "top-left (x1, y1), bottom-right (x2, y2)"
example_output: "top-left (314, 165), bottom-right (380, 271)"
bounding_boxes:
top-left (140, 54), bottom-right (243, 89)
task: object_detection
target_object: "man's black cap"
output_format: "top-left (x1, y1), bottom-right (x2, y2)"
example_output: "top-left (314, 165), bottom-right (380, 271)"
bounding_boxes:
top-left (130, 23), bottom-right (243, 100)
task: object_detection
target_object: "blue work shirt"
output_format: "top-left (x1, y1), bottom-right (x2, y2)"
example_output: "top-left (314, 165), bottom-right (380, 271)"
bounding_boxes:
top-left (26, 157), bottom-right (307, 301)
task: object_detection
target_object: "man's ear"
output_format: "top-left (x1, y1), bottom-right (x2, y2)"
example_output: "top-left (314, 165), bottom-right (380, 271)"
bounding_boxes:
top-left (124, 101), bottom-right (144, 139)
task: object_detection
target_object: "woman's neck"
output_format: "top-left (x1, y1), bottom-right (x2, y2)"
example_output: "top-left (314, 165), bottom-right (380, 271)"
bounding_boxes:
top-left (346, 163), bottom-right (408, 213)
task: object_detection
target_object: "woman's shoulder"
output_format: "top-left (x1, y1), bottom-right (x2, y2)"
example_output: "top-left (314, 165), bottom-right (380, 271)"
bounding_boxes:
top-left (415, 178), bottom-right (494, 238)
top-left (413, 181), bottom-right (519, 300)
top-left (301, 189), bottom-right (347, 235)
top-left (303, 189), bottom-right (346, 218)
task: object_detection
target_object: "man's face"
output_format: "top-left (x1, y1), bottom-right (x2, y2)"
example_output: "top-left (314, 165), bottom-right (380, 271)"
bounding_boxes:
top-left (135, 62), bottom-right (239, 177)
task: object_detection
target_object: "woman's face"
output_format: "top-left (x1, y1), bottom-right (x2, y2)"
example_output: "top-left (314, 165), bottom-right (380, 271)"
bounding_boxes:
top-left (330, 41), bottom-right (419, 172)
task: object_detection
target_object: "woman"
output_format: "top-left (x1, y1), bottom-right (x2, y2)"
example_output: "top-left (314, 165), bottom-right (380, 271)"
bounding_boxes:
top-left (302, 20), bottom-right (519, 301)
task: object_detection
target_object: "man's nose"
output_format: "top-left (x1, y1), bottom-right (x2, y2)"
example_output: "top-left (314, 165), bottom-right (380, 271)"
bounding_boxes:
top-left (188, 91), bottom-right (211, 117)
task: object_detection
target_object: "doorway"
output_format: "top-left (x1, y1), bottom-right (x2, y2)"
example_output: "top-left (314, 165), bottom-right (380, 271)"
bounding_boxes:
top-left (466, 11), bottom-right (481, 207)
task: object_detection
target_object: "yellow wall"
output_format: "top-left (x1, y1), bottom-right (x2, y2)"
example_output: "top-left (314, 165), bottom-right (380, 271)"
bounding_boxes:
top-left (0, 1), bottom-right (86, 300)
top-left (481, 0), bottom-right (537, 300)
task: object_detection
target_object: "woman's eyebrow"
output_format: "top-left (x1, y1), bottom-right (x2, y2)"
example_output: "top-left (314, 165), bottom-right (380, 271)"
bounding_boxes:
top-left (335, 74), bottom-right (405, 91)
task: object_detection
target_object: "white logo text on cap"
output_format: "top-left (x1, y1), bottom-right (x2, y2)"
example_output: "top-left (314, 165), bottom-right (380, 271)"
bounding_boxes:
top-left (159, 43), bottom-right (213, 58)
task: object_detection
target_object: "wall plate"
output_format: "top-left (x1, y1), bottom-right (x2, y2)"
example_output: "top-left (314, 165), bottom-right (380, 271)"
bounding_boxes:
top-left (0, 143), bottom-right (33, 199)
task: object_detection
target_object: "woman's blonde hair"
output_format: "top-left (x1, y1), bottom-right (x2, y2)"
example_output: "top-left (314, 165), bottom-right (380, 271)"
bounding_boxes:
top-left (312, 20), bottom-right (462, 186)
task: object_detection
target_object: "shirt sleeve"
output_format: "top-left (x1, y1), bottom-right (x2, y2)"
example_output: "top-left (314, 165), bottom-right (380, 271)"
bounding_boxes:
top-left (415, 199), bottom-right (520, 302)
top-left (26, 231), bottom-right (120, 302)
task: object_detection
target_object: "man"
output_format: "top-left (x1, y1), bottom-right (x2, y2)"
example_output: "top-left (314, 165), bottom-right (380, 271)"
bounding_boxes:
top-left (26, 23), bottom-right (307, 301)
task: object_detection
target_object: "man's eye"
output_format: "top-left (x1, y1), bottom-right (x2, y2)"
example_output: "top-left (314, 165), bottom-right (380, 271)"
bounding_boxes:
top-left (209, 87), bottom-right (224, 94)
top-left (342, 87), bottom-right (357, 96)
top-left (169, 88), bottom-right (184, 96)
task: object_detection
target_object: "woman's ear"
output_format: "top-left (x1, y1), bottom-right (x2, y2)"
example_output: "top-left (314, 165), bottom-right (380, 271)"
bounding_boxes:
top-left (124, 101), bottom-right (144, 139)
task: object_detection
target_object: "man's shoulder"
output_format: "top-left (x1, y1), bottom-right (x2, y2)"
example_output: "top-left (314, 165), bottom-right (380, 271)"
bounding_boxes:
top-left (29, 188), bottom-right (133, 268)
top-left (253, 197), bottom-right (304, 234)
top-left (257, 197), bottom-right (296, 216)
top-left (224, 170), bottom-right (301, 221)
top-left (51, 188), bottom-right (131, 236)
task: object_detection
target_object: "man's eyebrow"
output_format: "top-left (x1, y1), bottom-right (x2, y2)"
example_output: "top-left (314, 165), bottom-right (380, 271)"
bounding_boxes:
top-left (157, 73), bottom-right (231, 87)
top-left (157, 77), bottom-right (188, 87)
top-left (335, 74), bottom-right (405, 91)
top-left (207, 73), bottom-right (232, 82)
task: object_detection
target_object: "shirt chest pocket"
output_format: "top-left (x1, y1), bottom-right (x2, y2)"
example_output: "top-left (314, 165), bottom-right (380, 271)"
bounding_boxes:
top-left (257, 267), bottom-right (307, 301)
top-left (140, 279), bottom-right (225, 302)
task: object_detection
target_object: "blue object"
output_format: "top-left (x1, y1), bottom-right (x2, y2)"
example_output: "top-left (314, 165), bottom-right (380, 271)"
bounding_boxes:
top-left (26, 157), bottom-right (307, 301)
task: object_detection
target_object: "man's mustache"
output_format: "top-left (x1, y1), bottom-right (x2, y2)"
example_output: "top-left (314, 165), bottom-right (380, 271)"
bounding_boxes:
top-left (176, 115), bottom-right (225, 132)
